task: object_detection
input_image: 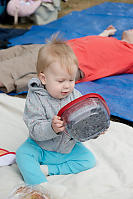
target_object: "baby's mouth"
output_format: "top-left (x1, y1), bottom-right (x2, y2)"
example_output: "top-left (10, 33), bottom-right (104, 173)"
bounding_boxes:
top-left (61, 91), bottom-right (69, 95)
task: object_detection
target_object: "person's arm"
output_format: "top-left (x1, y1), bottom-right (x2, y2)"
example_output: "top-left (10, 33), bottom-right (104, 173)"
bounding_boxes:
top-left (23, 92), bottom-right (58, 142)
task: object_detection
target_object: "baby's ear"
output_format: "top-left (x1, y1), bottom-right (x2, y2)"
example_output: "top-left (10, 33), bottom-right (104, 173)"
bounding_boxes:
top-left (39, 72), bottom-right (46, 85)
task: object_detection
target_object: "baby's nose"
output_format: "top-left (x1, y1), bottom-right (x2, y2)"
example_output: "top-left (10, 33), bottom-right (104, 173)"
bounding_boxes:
top-left (64, 81), bottom-right (70, 88)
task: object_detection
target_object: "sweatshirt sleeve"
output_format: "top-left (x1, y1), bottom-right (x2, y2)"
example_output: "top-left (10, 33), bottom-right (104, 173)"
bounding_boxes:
top-left (23, 92), bottom-right (58, 142)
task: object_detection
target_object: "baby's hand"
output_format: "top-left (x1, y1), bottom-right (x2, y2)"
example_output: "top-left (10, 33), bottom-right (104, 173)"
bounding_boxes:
top-left (52, 115), bottom-right (65, 134)
top-left (100, 130), bottom-right (107, 135)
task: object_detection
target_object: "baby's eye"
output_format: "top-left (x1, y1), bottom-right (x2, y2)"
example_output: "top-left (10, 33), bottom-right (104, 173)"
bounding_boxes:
top-left (58, 80), bottom-right (64, 83)
top-left (70, 79), bottom-right (74, 82)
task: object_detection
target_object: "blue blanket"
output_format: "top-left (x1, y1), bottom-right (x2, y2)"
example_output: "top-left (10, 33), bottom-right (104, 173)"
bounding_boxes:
top-left (9, 2), bottom-right (133, 45)
top-left (7, 2), bottom-right (133, 123)
top-left (75, 74), bottom-right (133, 122)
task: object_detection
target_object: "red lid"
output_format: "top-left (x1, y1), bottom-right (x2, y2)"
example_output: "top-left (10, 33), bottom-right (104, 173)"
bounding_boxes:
top-left (57, 93), bottom-right (110, 117)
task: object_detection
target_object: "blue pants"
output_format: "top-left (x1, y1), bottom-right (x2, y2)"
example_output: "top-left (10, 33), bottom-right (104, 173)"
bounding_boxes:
top-left (16, 138), bottom-right (96, 185)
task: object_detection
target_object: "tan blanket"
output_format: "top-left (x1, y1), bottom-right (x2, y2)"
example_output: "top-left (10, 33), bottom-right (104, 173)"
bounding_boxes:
top-left (0, 44), bottom-right (43, 93)
top-left (0, 93), bottom-right (133, 199)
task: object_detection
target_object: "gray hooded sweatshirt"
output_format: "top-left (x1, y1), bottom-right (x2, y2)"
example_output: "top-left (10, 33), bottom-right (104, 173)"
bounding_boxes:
top-left (24, 78), bottom-right (82, 154)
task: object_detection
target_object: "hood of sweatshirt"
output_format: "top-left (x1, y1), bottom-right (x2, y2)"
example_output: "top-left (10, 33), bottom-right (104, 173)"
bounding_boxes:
top-left (28, 77), bottom-right (49, 97)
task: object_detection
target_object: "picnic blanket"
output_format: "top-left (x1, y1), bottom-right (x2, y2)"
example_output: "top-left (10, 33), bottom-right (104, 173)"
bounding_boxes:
top-left (1, 93), bottom-right (133, 199)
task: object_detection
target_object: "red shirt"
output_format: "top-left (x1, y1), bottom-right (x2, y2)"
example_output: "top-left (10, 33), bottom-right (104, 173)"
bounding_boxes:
top-left (67, 36), bottom-right (133, 83)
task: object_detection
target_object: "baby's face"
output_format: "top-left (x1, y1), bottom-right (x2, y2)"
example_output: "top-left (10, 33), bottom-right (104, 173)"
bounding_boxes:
top-left (39, 62), bottom-right (77, 99)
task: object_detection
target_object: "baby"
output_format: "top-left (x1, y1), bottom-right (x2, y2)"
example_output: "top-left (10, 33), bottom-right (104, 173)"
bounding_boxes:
top-left (14, 34), bottom-right (96, 199)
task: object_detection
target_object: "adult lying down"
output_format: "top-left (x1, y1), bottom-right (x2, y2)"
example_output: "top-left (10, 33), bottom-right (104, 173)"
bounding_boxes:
top-left (0, 25), bottom-right (133, 93)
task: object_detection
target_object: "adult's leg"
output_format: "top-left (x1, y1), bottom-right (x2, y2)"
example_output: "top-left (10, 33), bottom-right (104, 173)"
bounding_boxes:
top-left (121, 29), bottom-right (133, 44)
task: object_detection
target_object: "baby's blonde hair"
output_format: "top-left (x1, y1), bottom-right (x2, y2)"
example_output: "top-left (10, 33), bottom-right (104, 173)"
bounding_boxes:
top-left (36, 33), bottom-right (78, 75)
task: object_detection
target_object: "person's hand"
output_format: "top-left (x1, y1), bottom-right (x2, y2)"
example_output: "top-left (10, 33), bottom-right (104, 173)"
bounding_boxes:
top-left (52, 116), bottom-right (65, 134)
top-left (100, 131), bottom-right (106, 135)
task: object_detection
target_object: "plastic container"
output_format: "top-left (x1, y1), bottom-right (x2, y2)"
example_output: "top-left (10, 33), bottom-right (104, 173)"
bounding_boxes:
top-left (58, 93), bottom-right (110, 142)
top-left (8, 184), bottom-right (49, 199)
